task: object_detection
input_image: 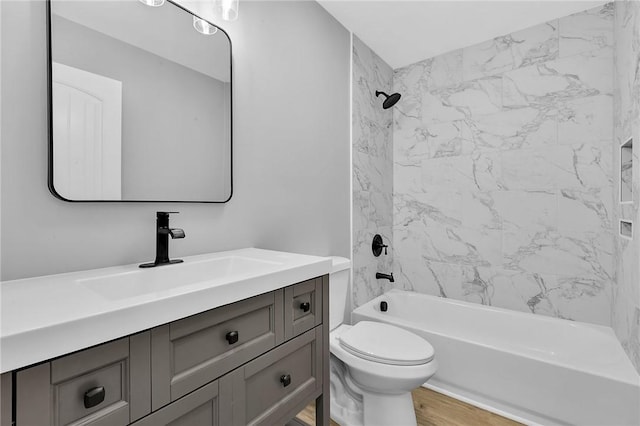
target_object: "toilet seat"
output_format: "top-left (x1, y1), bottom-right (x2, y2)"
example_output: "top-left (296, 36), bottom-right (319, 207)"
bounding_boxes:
top-left (338, 321), bottom-right (434, 366)
top-left (330, 323), bottom-right (438, 397)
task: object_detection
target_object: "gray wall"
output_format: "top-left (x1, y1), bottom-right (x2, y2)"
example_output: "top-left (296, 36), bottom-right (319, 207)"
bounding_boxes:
top-left (52, 15), bottom-right (229, 201)
top-left (0, 0), bottom-right (351, 280)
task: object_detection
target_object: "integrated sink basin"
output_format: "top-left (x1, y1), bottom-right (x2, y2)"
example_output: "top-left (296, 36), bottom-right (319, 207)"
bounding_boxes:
top-left (1, 248), bottom-right (332, 373)
top-left (79, 255), bottom-right (283, 300)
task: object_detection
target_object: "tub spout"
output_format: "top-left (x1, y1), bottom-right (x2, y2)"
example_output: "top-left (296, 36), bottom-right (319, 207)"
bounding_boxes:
top-left (376, 272), bottom-right (394, 282)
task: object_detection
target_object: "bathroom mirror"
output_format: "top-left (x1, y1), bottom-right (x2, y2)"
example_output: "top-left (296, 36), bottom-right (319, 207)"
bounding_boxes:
top-left (47, 0), bottom-right (232, 202)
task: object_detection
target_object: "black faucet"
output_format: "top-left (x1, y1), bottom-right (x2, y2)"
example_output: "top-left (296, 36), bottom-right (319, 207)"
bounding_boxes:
top-left (376, 272), bottom-right (394, 282)
top-left (140, 212), bottom-right (185, 268)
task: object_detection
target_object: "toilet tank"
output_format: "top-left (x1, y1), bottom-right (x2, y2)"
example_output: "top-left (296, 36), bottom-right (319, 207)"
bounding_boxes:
top-left (329, 256), bottom-right (351, 331)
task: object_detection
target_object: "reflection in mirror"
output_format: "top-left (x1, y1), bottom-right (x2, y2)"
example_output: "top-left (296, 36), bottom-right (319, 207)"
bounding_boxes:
top-left (49, 0), bottom-right (232, 202)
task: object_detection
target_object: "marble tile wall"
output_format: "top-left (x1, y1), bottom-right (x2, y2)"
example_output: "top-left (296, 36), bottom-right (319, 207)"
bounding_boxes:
top-left (613, 0), bottom-right (640, 373)
top-left (393, 4), bottom-right (616, 325)
top-left (352, 36), bottom-right (394, 308)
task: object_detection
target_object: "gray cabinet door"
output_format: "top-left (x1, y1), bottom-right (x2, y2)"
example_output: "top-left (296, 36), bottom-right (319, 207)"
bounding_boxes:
top-left (284, 278), bottom-right (322, 340)
top-left (1, 373), bottom-right (12, 426)
top-left (15, 333), bottom-right (151, 426)
top-left (151, 290), bottom-right (284, 409)
top-left (131, 377), bottom-right (231, 426)
top-left (228, 326), bottom-right (323, 426)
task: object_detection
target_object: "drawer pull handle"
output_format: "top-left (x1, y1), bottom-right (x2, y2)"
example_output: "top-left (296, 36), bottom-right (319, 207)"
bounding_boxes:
top-left (280, 374), bottom-right (291, 387)
top-left (299, 302), bottom-right (310, 312)
top-left (83, 386), bottom-right (105, 409)
top-left (226, 331), bottom-right (239, 344)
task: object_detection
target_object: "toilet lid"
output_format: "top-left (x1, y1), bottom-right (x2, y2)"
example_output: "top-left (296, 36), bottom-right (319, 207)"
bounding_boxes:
top-left (338, 321), bottom-right (434, 366)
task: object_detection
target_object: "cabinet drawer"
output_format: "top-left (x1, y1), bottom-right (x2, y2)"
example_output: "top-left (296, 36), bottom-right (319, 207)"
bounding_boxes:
top-left (284, 278), bottom-right (322, 340)
top-left (229, 326), bottom-right (323, 426)
top-left (16, 333), bottom-right (151, 426)
top-left (131, 378), bottom-right (231, 426)
top-left (55, 359), bottom-right (127, 425)
top-left (151, 290), bottom-right (284, 408)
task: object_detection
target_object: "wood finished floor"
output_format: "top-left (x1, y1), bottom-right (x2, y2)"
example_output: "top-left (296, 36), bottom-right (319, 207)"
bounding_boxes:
top-left (296, 387), bottom-right (522, 426)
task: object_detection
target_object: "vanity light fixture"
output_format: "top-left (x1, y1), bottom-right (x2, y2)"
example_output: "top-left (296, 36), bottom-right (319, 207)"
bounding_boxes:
top-left (193, 17), bottom-right (218, 35)
top-left (215, 0), bottom-right (239, 21)
top-left (138, 0), bottom-right (165, 7)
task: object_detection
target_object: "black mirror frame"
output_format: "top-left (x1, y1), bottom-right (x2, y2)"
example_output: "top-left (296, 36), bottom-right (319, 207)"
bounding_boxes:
top-left (46, 0), bottom-right (233, 203)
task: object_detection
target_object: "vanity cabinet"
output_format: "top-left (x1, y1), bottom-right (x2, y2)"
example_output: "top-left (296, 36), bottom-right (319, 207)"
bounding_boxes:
top-left (7, 275), bottom-right (329, 426)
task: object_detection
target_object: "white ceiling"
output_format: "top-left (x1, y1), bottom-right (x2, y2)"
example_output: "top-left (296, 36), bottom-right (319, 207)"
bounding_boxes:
top-left (317, 0), bottom-right (608, 69)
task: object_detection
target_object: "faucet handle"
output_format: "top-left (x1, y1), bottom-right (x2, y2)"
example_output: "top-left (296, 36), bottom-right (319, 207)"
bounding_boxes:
top-left (372, 234), bottom-right (389, 257)
top-left (169, 228), bottom-right (185, 239)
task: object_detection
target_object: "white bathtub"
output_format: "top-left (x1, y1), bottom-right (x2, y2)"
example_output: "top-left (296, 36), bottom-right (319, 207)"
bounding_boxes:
top-left (352, 289), bottom-right (640, 426)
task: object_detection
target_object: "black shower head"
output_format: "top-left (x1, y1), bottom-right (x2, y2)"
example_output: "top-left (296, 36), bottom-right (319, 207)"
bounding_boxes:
top-left (375, 91), bottom-right (401, 109)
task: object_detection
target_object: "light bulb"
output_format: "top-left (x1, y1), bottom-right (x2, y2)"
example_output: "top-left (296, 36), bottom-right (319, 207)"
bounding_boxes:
top-left (216, 0), bottom-right (238, 21)
top-left (193, 17), bottom-right (218, 35)
top-left (138, 0), bottom-right (164, 7)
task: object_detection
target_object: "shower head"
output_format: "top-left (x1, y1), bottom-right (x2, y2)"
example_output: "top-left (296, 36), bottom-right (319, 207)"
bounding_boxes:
top-left (375, 91), bottom-right (401, 109)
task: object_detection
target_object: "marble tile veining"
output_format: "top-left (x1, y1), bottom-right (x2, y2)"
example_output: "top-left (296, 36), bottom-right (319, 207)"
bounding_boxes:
top-left (612, 0), bottom-right (640, 373)
top-left (465, 107), bottom-right (557, 152)
top-left (463, 35), bottom-right (516, 82)
top-left (492, 190), bottom-right (557, 231)
top-left (421, 152), bottom-right (503, 191)
top-left (559, 3), bottom-right (615, 57)
top-left (462, 21), bottom-right (558, 82)
top-left (393, 3), bottom-right (615, 327)
top-left (510, 21), bottom-right (560, 69)
top-left (429, 76), bottom-right (503, 121)
top-left (502, 46), bottom-right (613, 108)
top-left (395, 49), bottom-right (463, 93)
top-left (500, 143), bottom-right (612, 192)
top-left (352, 36), bottom-right (394, 309)
top-left (502, 226), bottom-right (613, 280)
top-left (558, 95), bottom-right (614, 145)
top-left (558, 188), bottom-right (613, 232)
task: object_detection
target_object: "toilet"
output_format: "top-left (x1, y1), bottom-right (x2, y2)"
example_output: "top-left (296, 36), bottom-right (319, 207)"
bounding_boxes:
top-left (329, 257), bottom-right (438, 426)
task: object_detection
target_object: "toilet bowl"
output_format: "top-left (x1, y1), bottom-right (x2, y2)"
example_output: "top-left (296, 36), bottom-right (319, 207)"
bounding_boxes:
top-left (328, 257), bottom-right (437, 426)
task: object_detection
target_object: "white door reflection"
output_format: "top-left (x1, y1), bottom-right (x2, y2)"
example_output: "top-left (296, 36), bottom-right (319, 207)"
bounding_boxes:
top-left (52, 62), bottom-right (122, 200)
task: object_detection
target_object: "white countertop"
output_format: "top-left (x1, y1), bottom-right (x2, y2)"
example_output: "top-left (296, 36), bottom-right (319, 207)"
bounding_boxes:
top-left (0, 248), bottom-right (331, 373)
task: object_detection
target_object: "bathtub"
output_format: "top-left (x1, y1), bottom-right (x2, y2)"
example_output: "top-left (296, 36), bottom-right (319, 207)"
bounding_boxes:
top-left (352, 289), bottom-right (640, 426)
